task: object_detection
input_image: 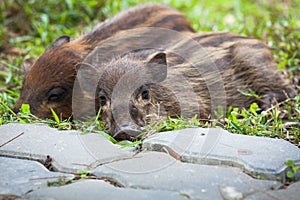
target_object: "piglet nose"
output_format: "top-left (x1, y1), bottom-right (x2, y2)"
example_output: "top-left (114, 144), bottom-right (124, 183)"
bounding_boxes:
top-left (114, 122), bottom-right (142, 140)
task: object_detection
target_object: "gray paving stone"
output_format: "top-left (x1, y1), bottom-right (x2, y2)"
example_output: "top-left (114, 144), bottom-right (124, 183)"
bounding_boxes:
top-left (23, 179), bottom-right (186, 200)
top-left (0, 157), bottom-right (74, 196)
top-left (143, 128), bottom-right (300, 181)
top-left (0, 123), bottom-right (134, 173)
top-left (245, 181), bottom-right (300, 200)
top-left (93, 152), bottom-right (282, 200)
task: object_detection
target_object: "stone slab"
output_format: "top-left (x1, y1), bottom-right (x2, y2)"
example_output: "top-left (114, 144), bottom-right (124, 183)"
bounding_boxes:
top-left (93, 152), bottom-right (281, 200)
top-left (23, 179), bottom-right (186, 200)
top-left (143, 128), bottom-right (300, 181)
top-left (246, 181), bottom-right (300, 200)
top-left (0, 157), bottom-right (74, 196)
top-left (0, 123), bottom-right (134, 173)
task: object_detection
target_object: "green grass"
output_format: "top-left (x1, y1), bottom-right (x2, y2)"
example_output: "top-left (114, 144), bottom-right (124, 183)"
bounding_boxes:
top-left (0, 0), bottom-right (299, 147)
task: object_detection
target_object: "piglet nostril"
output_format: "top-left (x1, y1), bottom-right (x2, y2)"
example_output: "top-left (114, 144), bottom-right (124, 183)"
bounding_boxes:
top-left (119, 122), bottom-right (131, 128)
top-left (113, 122), bottom-right (142, 140)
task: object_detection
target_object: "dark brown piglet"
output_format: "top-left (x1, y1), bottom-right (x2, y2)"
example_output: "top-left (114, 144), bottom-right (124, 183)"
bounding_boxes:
top-left (90, 32), bottom-right (296, 140)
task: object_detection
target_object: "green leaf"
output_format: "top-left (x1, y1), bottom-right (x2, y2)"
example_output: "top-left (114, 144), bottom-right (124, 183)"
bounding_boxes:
top-left (77, 169), bottom-right (90, 176)
top-left (95, 108), bottom-right (101, 122)
top-left (230, 121), bottom-right (243, 133)
top-left (118, 140), bottom-right (142, 149)
top-left (293, 166), bottom-right (299, 172)
top-left (230, 108), bottom-right (239, 124)
top-left (238, 89), bottom-right (251, 96)
top-left (287, 171), bottom-right (295, 178)
top-left (99, 131), bottom-right (117, 144)
top-left (249, 103), bottom-right (260, 116)
top-left (286, 159), bottom-right (295, 167)
top-left (1, 100), bottom-right (16, 115)
top-left (191, 115), bottom-right (200, 126)
top-left (65, 0), bottom-right (74, 10)
top-left (81, 174), bottom-right (87, 178)
top-left (21, 104), bottom-right (31, 114)
top-left (50, 108), bottom-right (60, 124)
top-left (278, 57), bottom-right (288, 70)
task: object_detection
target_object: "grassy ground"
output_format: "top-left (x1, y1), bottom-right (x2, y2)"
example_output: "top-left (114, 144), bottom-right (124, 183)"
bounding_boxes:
top-left (0, 0), bottom-right (299, 146)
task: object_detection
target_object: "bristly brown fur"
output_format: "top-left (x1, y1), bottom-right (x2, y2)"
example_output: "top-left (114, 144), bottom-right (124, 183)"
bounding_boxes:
top-left (95, 32), bottom-right (296, 137)
top-left (79, 3), bottom-right (194, 48)
top-left (14, 3), bottom-right (194, 118)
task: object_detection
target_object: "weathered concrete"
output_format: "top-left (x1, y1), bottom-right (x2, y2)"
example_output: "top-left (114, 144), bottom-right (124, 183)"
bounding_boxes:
top-left (1, 123), bottom-right (300, 200)
top-left (246, 181), bottom-right (300, 200)
top-left (93, 152), bottom-right (282, 200)
top-left (0, 123), bottom-right (134, 173)
top-left (143, 128), bottom-right (300, 181)
top-left (24, 179), bottom-right (187, 200)
top-left (0, 157), bottom-right (74, 196)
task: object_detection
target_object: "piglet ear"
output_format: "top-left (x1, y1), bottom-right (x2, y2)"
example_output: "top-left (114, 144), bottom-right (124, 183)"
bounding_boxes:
top-left (75, 63), bottom-right (100, 95)
top-left (51, 35), bottom-right (70, 48)
top-left (147, 52), bottom-right (167, 66)
top-left (145, 52), bottom-right (167, 83)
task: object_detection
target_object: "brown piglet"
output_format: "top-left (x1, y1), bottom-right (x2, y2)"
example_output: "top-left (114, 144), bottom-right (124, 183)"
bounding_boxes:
top-left (14, 3), bottom-right (194, 119)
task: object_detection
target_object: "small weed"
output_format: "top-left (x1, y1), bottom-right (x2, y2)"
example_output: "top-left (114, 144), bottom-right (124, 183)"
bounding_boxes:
top-left (47, 176), bottom-right (73, 187)
top-left (285, 159), bottom-right (300, 179)
top-left (225, 100), bottom-right (300, 144)
top-left (77, 169), bottom-right (91, 179)
top-left (117, 140), bottom-right (142, 149)
top-left (139, 115), bottom-right (210, 140)
top-left (73, 109), bottom-right (117, 144)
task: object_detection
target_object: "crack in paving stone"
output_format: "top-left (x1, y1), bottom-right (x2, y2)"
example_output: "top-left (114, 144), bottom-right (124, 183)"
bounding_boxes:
top-left (0, 153), bottom-right (47, 166)
top-left (0, 143), bottom-right (139, 174)
top-left (0, 194), bottom-right (21, 200)
top-left (92, 151), bottom-right (284, 199)
top-left (240, 184), bottom-right (283, 200)
top-left (0, 123), bottom-right (136, 174)
top-left (142, 145), bottom-right (279, 181)
top-left (143, 128), bottom-right (300, 182)
top-left (0, 157), bottom-right (75, 196)
top-left (245, 181), bottom-right (300, 200)
top-left (88, 153), bottom-right (142, 169)
top-left (0, 152), bottom-right (65, 173)
top-left (1, 123), bottom-right (299, 199)
top-left (78, 175), bottom-right (125, 188)
top-left (68, 152), bottom-right (143, 170)
top-left (0, 156), bottom-right (128, 198)
top-left (22, 179), bottom-right (188, 200)
top-left (0, 155), bottom-right (133, 190)
top-left (0, 132), bottom-right (24, 147)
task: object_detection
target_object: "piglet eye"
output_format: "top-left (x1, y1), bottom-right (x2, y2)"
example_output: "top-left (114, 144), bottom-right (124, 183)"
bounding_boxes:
top-left (47, 87), bottom-right (66, 102)
top-left (49, 94), bottom-right (60, 101)
top-left (99, 95), bottom-right (107, 106)
top-left (98, 89), bottom-right (108, 107)
top-left (141, 89), bottom-right (150, 100)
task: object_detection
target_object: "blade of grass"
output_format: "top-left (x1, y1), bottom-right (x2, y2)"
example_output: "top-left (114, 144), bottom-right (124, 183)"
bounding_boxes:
top-left (50, 108), bottom-right (60, 124)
